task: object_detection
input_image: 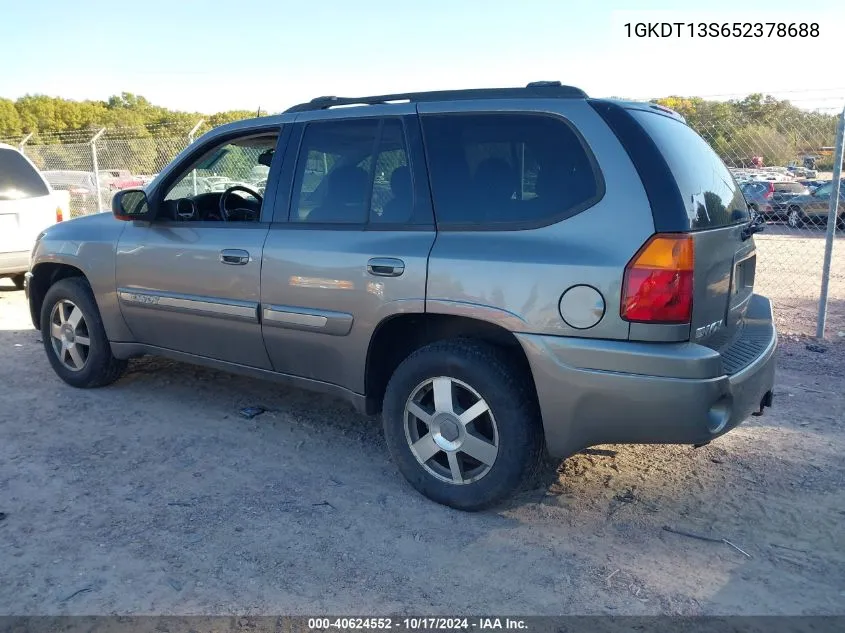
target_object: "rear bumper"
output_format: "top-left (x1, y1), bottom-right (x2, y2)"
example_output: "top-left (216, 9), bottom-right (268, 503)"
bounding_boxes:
top-left (517, 294), bottom-right (777, 458)
top-left (0, 251), bottom-right (29, 276)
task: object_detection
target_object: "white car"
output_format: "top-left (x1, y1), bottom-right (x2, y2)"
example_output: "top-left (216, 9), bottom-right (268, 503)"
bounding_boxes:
top-left (0, 144), bottom-right (67, 289)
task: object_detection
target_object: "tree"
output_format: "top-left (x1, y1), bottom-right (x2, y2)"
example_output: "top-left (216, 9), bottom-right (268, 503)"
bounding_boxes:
top-left (0, 98), bottom-right (22, 137)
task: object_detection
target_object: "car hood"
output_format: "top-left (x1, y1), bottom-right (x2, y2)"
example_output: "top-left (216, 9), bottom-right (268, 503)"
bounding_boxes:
top-left (39, 211), bottom-right (121, 241)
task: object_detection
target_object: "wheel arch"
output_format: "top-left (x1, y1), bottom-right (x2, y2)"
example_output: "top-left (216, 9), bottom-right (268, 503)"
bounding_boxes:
top-left (28, 261), bottom-right (88, 330)
top-left (364, 312), bottom-right (538, 415)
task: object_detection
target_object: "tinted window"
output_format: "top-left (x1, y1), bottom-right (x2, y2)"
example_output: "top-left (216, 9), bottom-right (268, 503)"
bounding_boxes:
top-left (290, 118), bottom-right (412, 224)
top-left (630, 111), bottom-right (749, 229)
top-left (421, 114), bottom-right (601, 227)
top-left (371, 121), bottom-right (412, 223)
top-left (0, 148), bottom-right (50, 200)
top-left (774, 182), bottom-right (808, 193)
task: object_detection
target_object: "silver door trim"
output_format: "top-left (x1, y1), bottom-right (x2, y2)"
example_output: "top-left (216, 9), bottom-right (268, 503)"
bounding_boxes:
top-left (262, 304), bottom-right (354, 335)
top-left (118, 288), bottom-right (259, 322)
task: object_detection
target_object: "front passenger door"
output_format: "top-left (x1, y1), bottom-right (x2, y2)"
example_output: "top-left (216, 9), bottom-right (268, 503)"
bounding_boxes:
top-left (115, 127), bottom-right (286, 368)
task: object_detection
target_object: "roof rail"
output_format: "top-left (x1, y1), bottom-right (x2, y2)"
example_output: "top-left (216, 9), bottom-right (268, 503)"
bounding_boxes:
top-left (283, 81), bottom-right (587, 113)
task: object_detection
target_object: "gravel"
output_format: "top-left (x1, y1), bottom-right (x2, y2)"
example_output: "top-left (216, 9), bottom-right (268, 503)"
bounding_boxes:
top-left (1, 279), bottom-right (843, 616)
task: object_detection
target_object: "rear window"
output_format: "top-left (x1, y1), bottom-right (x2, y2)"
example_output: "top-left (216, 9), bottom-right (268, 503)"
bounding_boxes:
top-left (421, 113), bottom-right (602, 228)
top-left (0, 148), bottom-right (50, 200)
top-left (630, 110), bottom-right (749, 230)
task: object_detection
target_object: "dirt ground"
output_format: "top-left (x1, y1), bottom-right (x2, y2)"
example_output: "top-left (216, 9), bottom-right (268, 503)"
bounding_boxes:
top-left (1, 270), bottom-right (844, 616)
top-left (753, 226), bottom-right (845, 338)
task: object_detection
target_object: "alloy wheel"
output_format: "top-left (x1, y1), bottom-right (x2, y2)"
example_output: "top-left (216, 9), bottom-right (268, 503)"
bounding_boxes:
top-left (403, 376), bottom-right (499, 485)
top-left (49, 299), bottom-right (91, 372)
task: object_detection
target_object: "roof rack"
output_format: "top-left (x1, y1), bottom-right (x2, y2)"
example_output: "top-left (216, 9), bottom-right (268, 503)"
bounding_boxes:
top-left (283, 81), bottom-right (587, 113)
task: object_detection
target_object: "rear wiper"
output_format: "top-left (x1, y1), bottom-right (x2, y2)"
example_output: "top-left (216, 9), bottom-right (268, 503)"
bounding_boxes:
top-left (741, 213), bottom-right (766, 241)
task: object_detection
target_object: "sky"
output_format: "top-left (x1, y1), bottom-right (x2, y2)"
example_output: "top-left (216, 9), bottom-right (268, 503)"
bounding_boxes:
top-left (2, 0), bottom-right (845, 114)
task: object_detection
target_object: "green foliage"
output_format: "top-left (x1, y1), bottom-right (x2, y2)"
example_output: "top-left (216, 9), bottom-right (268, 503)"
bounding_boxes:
top-left (0, 92), bottom-right (260, 143)
top-left (2, 91), bottom-right (839, 176)
top-left (0, 98), bottom-right (23, 137)
top-left (652, 94), bottom-right (838, 168)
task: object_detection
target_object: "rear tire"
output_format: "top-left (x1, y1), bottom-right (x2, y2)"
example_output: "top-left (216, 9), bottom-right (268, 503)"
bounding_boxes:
top-left (11, 274), bottom-right (25, 290)
top-left (787, 207), bottom-right (804, 229)
top-left (40, 277), bottom-right (127, 388)
top-left (382, 339), bottom-right (543, 511)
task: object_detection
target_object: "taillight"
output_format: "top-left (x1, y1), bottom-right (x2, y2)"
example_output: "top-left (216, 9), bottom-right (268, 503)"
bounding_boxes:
top-left (70, 187), bottom-right (89, 195)
top-left (763, 183), bottom-right (774, 199)
top-left (56, 206), bottom-right (64, 222)
top-left (621, 234), bottom-right (694, 324)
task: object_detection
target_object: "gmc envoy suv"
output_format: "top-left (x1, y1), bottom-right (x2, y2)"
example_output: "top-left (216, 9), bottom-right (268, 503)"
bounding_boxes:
top-left (26, 82), bottom-right (777, 510)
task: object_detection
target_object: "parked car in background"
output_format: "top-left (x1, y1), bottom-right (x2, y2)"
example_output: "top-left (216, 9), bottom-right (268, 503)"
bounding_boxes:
top-left (787, 161), bottom-right (818, 179)
top-left (741, 180), bottom-right (809, 222)
top-left (800, 179), bottom-right (826, 192)
top-left (41, 170), bottom-right (100, 216)
top-left (784, 179), bottom-right (845, 229)
top-left (165, 175), bottom-right (212, 199)
top-left (0, 144), bottom-right (65, 288)
top-left (26, 83), bottom-right (776, 510)
top-left (99, 169), bottom-right (145, 191)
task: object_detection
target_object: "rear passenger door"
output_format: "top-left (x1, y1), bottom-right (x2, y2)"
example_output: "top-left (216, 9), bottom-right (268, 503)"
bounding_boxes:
top-left (260, 107), bottom-right (436, 392)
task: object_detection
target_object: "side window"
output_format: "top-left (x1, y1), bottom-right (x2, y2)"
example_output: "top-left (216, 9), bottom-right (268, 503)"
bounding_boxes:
top-left (291, 119), bottom-right (378, 224)
top-left (421, 113), bottom-right (601, 227)
top-left (371, 120), bottom-right (411, 223)
top-left (161, 133), bottom-right (277, 222)
top-left (290, 118), bottom-right (412, 224)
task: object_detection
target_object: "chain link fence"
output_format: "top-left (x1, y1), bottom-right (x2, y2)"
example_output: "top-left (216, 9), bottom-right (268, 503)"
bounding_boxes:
top-left (4, 123), bottom-right (199, 217)
top-left (2, 98), bottom-right (843, 338)
top-left (685, 103), bottom-right (845, 339)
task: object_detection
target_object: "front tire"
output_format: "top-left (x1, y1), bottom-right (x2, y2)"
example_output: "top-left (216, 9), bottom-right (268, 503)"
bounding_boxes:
top-left (382, 340), bottom-right (542, 511)
top-left (40, 277), bottom-right (127, 388)
top-left (11, 274), bottom-right (25, 290)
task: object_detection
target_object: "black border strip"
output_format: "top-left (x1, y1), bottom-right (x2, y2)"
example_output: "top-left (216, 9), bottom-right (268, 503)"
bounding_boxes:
top-left (588, 99), bottom-right (688, 233)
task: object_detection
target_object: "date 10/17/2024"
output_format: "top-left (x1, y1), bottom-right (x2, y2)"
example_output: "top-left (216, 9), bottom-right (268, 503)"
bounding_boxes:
top-left (307, 618), bottom-right (528, 631)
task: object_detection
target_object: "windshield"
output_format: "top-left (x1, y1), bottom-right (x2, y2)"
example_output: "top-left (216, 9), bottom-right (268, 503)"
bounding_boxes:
top-left (0, 148), bottom-right (50, 200)
top-left (815, 182), bottom-right (833, 196)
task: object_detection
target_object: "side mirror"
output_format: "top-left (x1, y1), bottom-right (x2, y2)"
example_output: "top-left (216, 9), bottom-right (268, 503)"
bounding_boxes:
top-left (112, 189), bottom-right (153, 221)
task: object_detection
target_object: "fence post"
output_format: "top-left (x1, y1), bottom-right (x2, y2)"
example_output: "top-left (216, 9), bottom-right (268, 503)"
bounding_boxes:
top-left (815, 106), bottom-right (845, 339)
top-left (18, 133), bottom-right (32, 154)
top-left (188, 119), bottom-right (204, 196)
top-left (89, 128), bottom-right (106, 212)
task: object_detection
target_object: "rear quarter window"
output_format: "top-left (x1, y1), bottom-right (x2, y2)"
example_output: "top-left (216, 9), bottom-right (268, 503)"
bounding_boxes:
top-left (421, 113), bottom-right (603, 229)
top-left (630, 110), bottom-right (748, 230)
top-left (0, 148), bottom-right (50, 200)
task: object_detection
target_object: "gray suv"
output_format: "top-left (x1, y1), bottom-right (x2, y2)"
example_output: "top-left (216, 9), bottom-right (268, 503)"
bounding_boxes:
top-left (26, 83), bottom-right (777, 510)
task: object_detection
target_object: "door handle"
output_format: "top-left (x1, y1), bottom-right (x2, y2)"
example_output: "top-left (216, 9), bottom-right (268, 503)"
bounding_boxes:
top-left (220, 249), bottom-right (250, 265)
top-left (367, 257), bottom-right (405, 277)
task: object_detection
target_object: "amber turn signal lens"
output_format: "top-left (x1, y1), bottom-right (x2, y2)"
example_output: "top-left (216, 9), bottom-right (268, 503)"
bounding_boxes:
top-left (621, 234), bottom-right (694, 324)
